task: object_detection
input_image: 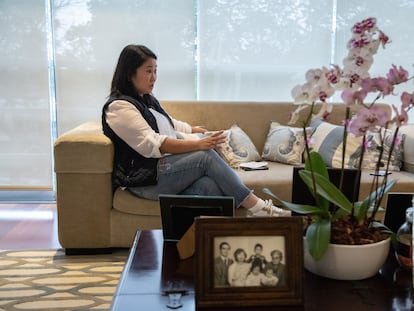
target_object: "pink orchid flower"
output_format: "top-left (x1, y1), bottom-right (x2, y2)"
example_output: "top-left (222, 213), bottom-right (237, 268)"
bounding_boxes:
top-left (378, 30), bottom-right (390, 48)
top-left (306, 137), bottom-right (315, 148)
top-left (363, 137), bottom-right (371, 152)
top-left (348, 105), bottom-right (390, 136)
top-left (341, 88), bottom-right (367, 106)
top-left (401, 91), bottom-right (414, 109)
top-left (386, 65), bottom-right (409, 85)
top-left (341, 119), bottom-right (351, 131)
top-left (394, 135), bottom-right (403, 149)
top-left (392, 104), bottom-right (408, 126)
top-left (361, 77), bottom-right (393, 95)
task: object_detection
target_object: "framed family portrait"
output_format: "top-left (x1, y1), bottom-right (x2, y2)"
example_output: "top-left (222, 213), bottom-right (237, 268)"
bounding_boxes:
top-left (195, 217), bottom-right (304, 310)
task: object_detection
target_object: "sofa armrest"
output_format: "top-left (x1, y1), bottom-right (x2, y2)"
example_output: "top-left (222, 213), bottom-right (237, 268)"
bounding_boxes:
top-left (54, 121), bottom-right (113, 173)
top-left (54, 121), bottom-right (114, 248)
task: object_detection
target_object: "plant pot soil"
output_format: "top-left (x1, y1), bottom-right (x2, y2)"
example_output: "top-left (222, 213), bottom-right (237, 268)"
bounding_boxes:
top-left (303, 215), bottom-right (388, 245)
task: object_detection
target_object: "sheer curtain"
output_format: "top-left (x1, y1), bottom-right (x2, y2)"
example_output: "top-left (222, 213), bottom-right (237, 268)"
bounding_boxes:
top-left (0, 1), bottom-right (52, 191)
top-left (0, 0), bottom-right (413, 200)
top-left (54, 0), bottom-right (196, 134)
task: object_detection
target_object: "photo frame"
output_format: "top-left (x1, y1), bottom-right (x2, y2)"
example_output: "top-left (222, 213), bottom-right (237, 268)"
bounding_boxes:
top-left (159, 194), bottom-right (234, 241)
top-left (384, 192), bottom-right (414, 233)
top-left (195, 217), bottom-right (304, 310)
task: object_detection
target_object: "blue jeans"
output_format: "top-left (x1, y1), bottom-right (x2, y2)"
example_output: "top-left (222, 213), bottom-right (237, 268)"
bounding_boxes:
top-left (128, 150), bottom-right (252, 207)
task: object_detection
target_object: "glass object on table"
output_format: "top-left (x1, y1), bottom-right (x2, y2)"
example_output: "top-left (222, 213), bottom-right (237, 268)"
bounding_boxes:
top-left (395, 203), bottom-right (413, 271)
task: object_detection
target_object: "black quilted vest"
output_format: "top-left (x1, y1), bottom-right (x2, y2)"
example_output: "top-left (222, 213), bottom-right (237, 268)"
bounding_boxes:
top-left (102, 94), bottom-right (173, 190)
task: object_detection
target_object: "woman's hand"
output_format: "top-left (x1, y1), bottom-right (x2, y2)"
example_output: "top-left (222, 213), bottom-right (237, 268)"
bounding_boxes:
top-left (191, 126), bottom-right (208, 134)
top-left (159, 130), bottom-right (226, 154)
top-left (198, 131), bottom-right (226, 150)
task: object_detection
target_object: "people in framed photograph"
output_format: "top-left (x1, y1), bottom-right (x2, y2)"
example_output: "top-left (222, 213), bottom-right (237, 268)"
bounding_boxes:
top-left (214, 242), bottom-right (233, 287)
top-left (266, 249), bottom-right (287, 287)
top-left (261, 267), bottom-right (279, 286)
top-left (227, 248), bottom-right (250, 287)
top-left (245, 263), bottom-right (266, 286)
top-left (196, 218), bottom-right (304, 309)
top-left (247, 243), bottom-right (267, 272)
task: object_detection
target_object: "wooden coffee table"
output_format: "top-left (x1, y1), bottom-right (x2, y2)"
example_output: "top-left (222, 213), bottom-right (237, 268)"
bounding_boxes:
top-left (111, 230), bottom-right (413, 311)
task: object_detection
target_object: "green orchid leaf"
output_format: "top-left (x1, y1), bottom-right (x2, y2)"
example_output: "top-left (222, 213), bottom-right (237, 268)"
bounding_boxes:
top-left (371, 221), bottom-right (397, 247)
top-left (262, 188), bottom-right (325, 215)
top-left (353, 201), bottom-right (365, 220)
top-left (305, 151), bottom-right (329, 178)
top-left (355, 179), bottom-right (397, 221)
top-left (305, 218), bottom-right (331, 260)
top-left (299, 170), bottom-right (353, 215)
top-left (361, 179), bottom-right (397, 207)
top-left (304, 152), bottom-right (330, 211)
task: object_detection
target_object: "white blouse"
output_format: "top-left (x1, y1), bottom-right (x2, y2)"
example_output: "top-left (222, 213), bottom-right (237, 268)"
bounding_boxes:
top-left (105, 100), bottom-right (192, 158)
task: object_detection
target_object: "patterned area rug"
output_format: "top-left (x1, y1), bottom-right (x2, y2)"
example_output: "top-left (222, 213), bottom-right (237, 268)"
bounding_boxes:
top-left (0, 249), bottom-right (127, 311)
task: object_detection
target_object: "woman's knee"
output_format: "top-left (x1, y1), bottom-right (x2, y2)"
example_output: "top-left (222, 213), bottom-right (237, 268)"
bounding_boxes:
top-left (180, 176), bottom-right (222, 196)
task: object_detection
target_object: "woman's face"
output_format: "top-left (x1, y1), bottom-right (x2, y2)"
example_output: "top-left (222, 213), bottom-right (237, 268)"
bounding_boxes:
top-left (271, 253), bottom-right (281, 264)
top-left (131, 58), bottom-right (157, 96)
top-left (236, 252), bottom-right (246, 262)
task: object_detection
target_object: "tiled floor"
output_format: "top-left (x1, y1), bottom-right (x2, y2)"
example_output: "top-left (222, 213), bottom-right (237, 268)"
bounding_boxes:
top-left (0, 203), bottom-right (61, 249)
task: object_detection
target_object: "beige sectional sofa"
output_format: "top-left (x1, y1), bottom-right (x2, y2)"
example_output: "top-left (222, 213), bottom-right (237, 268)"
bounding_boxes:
top-left (54, 101), bottom-right (414, 252)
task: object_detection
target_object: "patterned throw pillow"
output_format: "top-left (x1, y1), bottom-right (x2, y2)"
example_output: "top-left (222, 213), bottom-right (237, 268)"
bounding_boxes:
top-left (262, 122), bottom-right (311, 165)
top-left (399, 124), bottom-right (414, 173)
top-left (361, 129), bottom-right (405, 171)
top-left (310, 119), bottom-right (404, 171)
top-left (212, 124), bottom-right (261, 168)
top-left (310, 119), bottom-right (362, 168)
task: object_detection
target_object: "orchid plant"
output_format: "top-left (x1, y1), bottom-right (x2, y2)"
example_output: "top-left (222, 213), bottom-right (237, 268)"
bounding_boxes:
top-left (264, 17), bottom-right (414, 260)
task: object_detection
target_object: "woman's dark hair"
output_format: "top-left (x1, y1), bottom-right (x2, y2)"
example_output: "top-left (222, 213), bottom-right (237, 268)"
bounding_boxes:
top-left (233, 248), bottom-right (247, 262)
top-left (270, 249), bottom-right (283, 261)
top-left (110, 45), bottom-right (157, 97)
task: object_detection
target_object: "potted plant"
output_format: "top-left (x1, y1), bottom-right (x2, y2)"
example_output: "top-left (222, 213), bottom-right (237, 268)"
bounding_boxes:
top-left (264, 17), bottom-right (413, 280)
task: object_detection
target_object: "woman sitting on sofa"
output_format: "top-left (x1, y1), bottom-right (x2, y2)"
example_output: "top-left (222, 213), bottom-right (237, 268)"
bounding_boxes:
top-left (101, 44), bottom-right (290, 217)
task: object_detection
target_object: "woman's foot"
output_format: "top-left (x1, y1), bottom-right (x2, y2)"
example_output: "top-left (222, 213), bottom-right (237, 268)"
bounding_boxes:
top-left (247, 199), bottom-right (291, 217)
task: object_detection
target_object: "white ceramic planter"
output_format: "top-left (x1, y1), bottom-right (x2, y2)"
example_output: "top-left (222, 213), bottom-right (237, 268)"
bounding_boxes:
top-left (304, 237), bottom-right (391, 280)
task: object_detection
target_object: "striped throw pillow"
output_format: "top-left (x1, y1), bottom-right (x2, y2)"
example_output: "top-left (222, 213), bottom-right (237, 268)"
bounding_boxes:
top-left (310, 119), bottom-right (362, 169)
top-left (310, 119), bottom-right (404, 171)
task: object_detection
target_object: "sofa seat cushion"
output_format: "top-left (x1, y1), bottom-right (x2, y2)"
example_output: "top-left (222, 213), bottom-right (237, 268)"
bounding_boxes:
top-left (112, 162), bottom-right (414, 218)
top-left (113, 188), bottom-right (161, 216)
top-left (235, 162), bottom-right (295, 202)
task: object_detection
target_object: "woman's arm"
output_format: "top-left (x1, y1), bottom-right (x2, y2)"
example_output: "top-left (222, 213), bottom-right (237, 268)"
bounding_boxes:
top-left (106, 100), bottom-right (225, 156)
top-left (105, 100), bottom-right (167, 158)
top-left (159, 131), bottom-right (225, 154)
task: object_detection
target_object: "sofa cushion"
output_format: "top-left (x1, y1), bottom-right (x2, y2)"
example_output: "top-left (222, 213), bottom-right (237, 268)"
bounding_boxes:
top-left (399, 124), bottom-right (414, 173)
top-left (361, 128), bottom-right (405, 171)
top-left (235, 162), bottom-right (296, 202)
top-left (311, 119), bottom-right (404, 171)
top-left (262, 122), bottom-right (311, 165)
top-left (113, 188), bottom-right (161, 216)
top-left (213, 124), bottom-right (261, 168)
top-left (310, 119), bottom-right (362, 168)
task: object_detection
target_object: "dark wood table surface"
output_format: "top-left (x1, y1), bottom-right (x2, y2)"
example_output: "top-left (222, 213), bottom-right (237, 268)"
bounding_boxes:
top-left (111, 230), bottom-right (413, 311)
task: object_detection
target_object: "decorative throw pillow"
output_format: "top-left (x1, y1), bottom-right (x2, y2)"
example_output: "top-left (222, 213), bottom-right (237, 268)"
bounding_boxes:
top-left (361, 128), bottom-right (405, 171)
top-left (211, 124), bottom-right (261, 168)
top-left (310, 119), bottom-right (363, 169)
top-left (399, 124), bottom-right (414, 173)
top-left (262, 122), bottom-right (311, 165)
top-left (310, 119), bottom-right (405, 171)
